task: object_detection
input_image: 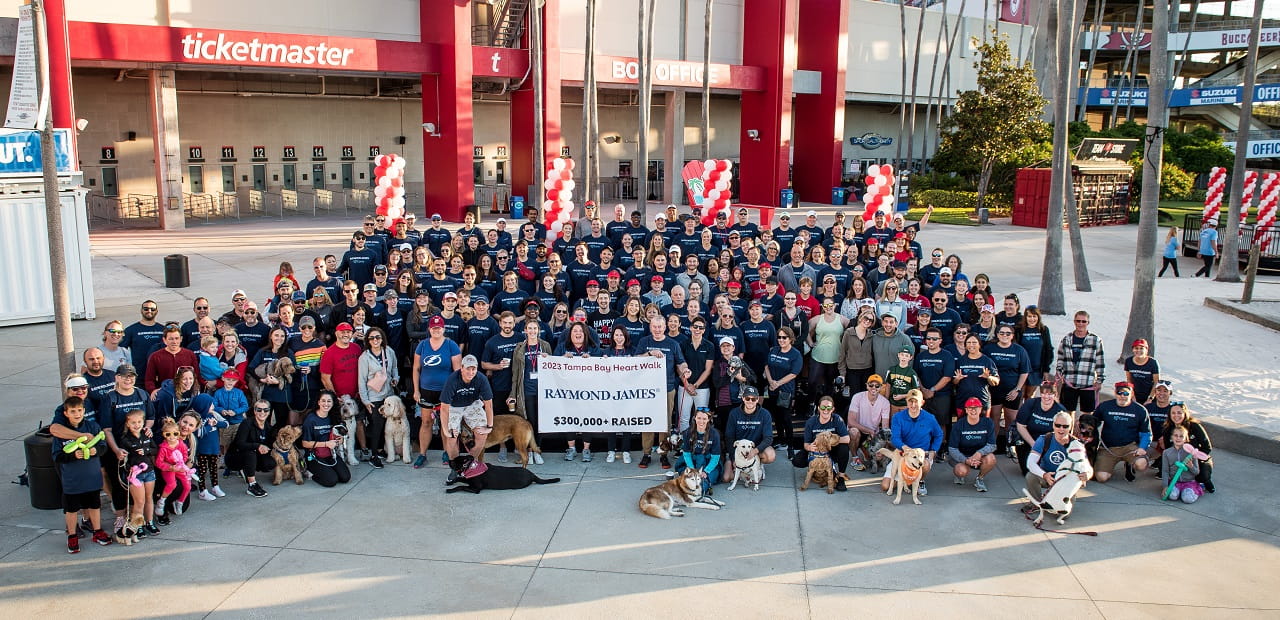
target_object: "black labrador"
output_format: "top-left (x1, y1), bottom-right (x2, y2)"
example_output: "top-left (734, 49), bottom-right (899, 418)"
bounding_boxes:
top-left (446, 454), bottom-right (560, 494)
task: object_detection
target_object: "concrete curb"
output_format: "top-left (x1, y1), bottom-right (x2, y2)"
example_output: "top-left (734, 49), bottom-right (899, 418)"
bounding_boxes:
top-left (1203, 296), bottom-right (1280, 332)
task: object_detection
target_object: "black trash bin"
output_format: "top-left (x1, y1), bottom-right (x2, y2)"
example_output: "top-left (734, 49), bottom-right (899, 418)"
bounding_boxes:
top-left (164, 254), bottom-right (189, 288)
top-left (24, 427), bottom-right (62, 510)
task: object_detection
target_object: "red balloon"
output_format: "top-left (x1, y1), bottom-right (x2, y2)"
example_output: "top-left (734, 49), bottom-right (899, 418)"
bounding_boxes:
top-left (558, 169), bottom-right (572, 181)
top-left (717, 160), bottom-right (731, 172)
top-left (374, 166), bottom-right (387, 178)
top-left (564, 158), bottom-right (576, 171)
top-left (706, 170), bottom-right (722, 183)
top-left (547, 189), bottom-right (561, 201)
top-left (701, 215), bottom-right (715, 227)
top-left (715, 199), bottom-right (732, 210)
top-left (376, 199), bottom-right (389, 211)
top-left (390, 177), bottom-right (403, 188)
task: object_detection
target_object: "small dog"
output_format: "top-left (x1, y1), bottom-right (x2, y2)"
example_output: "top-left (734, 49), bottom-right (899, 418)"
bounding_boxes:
top-left (1023, 439), bottom-right (1094, 526)
top-left (1074, 414), bottom-right (1101, 464)
top-left (380, 396), bottom-right (412, 464)
top-left (638, 467), bottom-right (725, 519)
top-left (860, 428), bottom-right (893, 475)
top-left (445, 454), bottom-right (560, 493)
top-left (114, 513), bottom-right (145, 546)
top-left (879, 446), bottom-right (928, 505)
top-left (801, 432), bottom-right (840, 493)
top-left (254, 357), bottom-right (296, 403)
top-left (727, 439), bottom-right (763, 491)
top-left (658, 428), bottom-right (684, 460)
top-left (458, 414), bottom-right (543, 467)
top-left (337, 395), bottom-right (360, 467)
top-left (270, 425), bottom-right (305, 485)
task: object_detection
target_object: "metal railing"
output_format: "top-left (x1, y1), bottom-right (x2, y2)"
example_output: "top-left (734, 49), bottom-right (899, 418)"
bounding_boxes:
top-left (1182, 214), bottom-right (1280, 267)
top-left (475, 184), bottom-right (513, 213)
top-left (86, 193), bottom-right (159, 229)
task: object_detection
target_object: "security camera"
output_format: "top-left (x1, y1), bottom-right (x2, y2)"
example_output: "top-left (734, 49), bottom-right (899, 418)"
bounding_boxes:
top-left (75, 118), bottom-right (89, 131)
top-left (746, 129), bottom-right (760, 141)
top-left (422, 122), bottom-right (438, 135)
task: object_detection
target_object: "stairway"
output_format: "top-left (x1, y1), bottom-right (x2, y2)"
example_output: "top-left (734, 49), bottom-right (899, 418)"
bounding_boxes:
top-left (486, 0), bottom-right (530, 49)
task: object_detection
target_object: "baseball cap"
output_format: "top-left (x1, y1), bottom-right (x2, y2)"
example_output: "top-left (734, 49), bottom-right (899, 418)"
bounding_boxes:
top-left (1115, 381), bottom-right (1134, 390)
top-left (428, 315), bottom-right (445, 329)
top-left (1131, 339), bottom-right (1148, 348)
top-left (461, 354), bottom-right (479, 368)
top-left (716, 211), bottom-right (727, 218)
top-left (892, 260), bottom-right (906, 269)
top-left (867, 374), bottom-right (884, 384)
top-left (779, 213), bottom-right (791, 220)
top-left (894, 232), bottom-right (907, 239)
top-left (222, 369), bottom-right (240, 381)
top-left (398, 243), bottom-right (412, 252)
top-left (741, 385), bottom-right (760, 398)
top-left (917, 308), bottom-right (931, 316)
top-left (374, 264), bottom-right (388, 273)
top-left (738, 207), bottom-right (748, 215)
top-left (806, 210), bottom-right (818, 217)
top-left (299, 316), bottom-right (316, 328)
top-left (471, 295), bottom-right (489, 305)
top-left (939, 267), bottom-right (953, 275)
top-left (416, 289), bottom-right (430, 297)
top-left (899, 345), bottom-right (912, 354)
top-left (431, 213), bottom-right (442, 221)
top-left (363, 283), bottom-right (378, 292)
top-left (964, 397), bottom-right (983, 408)
top-left (654, 213), bottom-right (666, 221)
top-left (586, 279), bottom-right (599, 287)
top-left (335, 322), bottom-right (354, 332)
top-left (607, 270), bottom-right (621, 278)
top-left (728, 230), bottom-right (740, 237)
top-left (64, 375), bottom-right (89, 388)
top-left (867, 238), bottom-right (879, 245)
top-left (627, 278), bottom-right (641, 287)
top-left (980, 304), bottom-right (995, 313)
top-left (231, 289), bottom-right (247, 300)
top-left (759, 262), bottom-right (772, 270)
top-left (748, 299), bottom-right (762, 307)
top-left (1154, 380), bottom-right (1173, 391)
top-left (523, 298), bottom-right (541, 309)
top-left (116, 363), bottom-right (137, 377)
top-left (718, 337), bottom-right (735, 347)
top-left (405, 213), bottom-right (417, 220)
top-left (651, 275), bottom-right (663, 283)
top-left (292, 291), bottom-right (307, 301)
top-left (727, 281), bottom-right (742, 289)
top-left (244, 301), bottom-right (258, 311)
top-left (443, 291), bottom-right (458, 300)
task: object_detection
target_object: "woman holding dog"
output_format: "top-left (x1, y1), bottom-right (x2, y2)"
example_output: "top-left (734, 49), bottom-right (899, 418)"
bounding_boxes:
top-left (1025, 411), bottom-right (1087, 502)
top-left (679, 408), bottom-right (722, 495)
top-left (358, 327), bottom-right (399, 469)
top-left (796, 395), bottom-right (851, 491)
top-left (300, 390), bottom-right (352, 487)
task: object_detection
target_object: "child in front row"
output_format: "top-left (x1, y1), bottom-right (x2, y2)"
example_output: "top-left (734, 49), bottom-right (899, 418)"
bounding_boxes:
top-left (154, 419), bottom-right (193, 517)
top-left (116, 409), bottom-right (159, 537)
top-left (52, 397), bottom-right (111, 553)
top-left (1162, 426), bottom-right (1204, 504)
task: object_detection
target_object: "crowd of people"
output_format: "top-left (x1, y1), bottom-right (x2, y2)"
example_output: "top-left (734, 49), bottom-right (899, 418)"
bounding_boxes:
top-left (46, 201), bottom-right (1216, 554)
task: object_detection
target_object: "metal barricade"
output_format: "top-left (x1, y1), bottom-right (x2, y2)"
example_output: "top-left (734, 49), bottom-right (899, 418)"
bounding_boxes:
top-left (248, 189), bottom-right (266, 216)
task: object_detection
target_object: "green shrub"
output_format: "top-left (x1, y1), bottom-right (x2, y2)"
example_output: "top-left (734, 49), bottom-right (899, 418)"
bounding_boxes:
top-left (914, 189), bottom-right (1010, 212)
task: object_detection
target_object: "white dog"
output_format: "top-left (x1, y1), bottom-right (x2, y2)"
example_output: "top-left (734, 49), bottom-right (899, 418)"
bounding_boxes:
top-left (338, 395), bottom-right (361, 467)
top-left (726, 439), bottom-right (763, 491)
top-left (380, 395), bottom-right (412, 464)
top-left (1022, 440), bottom-right (1094, 526)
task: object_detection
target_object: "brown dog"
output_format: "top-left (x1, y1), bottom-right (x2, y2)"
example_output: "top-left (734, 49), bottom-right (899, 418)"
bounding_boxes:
top-left (801, 431), bottom-right (839, 494)
top-left (271, 425), bottom-right (305, 485)
top-left (638, 468), bottom-right (725, 519)
top-left (878, 447), bottom-right (927, 505)
top-left (459, 414), bottom-right (543, 467)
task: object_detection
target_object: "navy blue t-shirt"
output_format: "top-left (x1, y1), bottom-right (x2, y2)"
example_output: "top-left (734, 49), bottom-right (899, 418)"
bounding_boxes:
top-left (440, 371), bottom-right (494, 408)
top-left (914, 348), bottom-right (956, 395)
top-left (765, 347), bottom-right (803, 393)
top-left (1095, 400), bottom-right (1152, 447)
top-left (949, 416), bottom-right (996, 456)
top-left (635, 335), bottom-right (686, 391)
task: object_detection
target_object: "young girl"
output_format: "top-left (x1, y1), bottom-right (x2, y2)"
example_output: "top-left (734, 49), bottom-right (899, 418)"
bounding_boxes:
top-left (116, 409), bottom-right (158, 537)
top-left (1159, 226), bottom-right (1180, 277)
top-left (154, 419), bottom-right (192, 517)
top-left (1162, 426), bottom-right (1204, 504)
top-left (190, 393), bottom-right (228, 500)
top-left (273, 261), bottom-right (300, 293)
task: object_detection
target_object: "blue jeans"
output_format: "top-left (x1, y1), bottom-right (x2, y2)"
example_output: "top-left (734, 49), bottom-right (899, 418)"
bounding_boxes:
top-left (673, 452), bottom-right (721, 494)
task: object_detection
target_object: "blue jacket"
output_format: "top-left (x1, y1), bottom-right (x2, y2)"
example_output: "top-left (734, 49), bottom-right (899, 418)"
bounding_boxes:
top-left (891, 410), bottom-right (943, 452)
top-left (211, 387), bottom-right (249, 425)
top-left (191, 393), bottom-right (227, 455)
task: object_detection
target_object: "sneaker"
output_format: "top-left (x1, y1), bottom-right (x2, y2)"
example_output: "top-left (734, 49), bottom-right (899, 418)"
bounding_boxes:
top-left (835, 478), bottom-right (847, 492)
top-left (360, 449), bottom-right (372, 462)
top-left (211, 485), bottom-right (226, 498)
top-left (247, 483), bottom-right (268, 498)
top-left (446, 471), bottom-right (460, 484)
top-left (639, 454), bottom-right (652, 469)
top-left (1154, 468), bottom-right (1162, 479)
top-left (660, 455), bottom-right (672, 469)
top-left (135, 524), bottom-right (148, 539)
top-left (145, 522), bottom-right (160, 536)
top-left (155, 498), bottom-right (166, 515)
top-left (412, 454), bottom-right (427, 469)
top-left (953, 476), bottom-right (964, 485)
top-left (198, 490), bottom-right (216, 501)
top-left (622, 451), bottom-right (632, 464)
top-left (975, 478), bottom-right (988, 493)
top-left (67, 534), bottom-right (80, 554)
top-left (441, 451), bottom-right (450, 464)
top-left (1124, 463), bottom-right (1136, 482)
top-left (606, 451), bottom-right (616, 463)
top-left (918, 482), bottom-right (928, 497)
top-left (565, 447), bottom-right (577, 461)
top-left (92, 530), bottom-right (112, 546)
top-left (532, 452), bottom-right (545, 465)
top-left (172, 501), bottom-right (184, 516)
top-left (852, 458), bottom-right (867, 472)
top-left (370, 455), bottom-right (384, 469)
top-left (581, 449), bottom-right (593, 463)
top-left (79, 517), bottom-right (92, 538)
top-left (1205, 481), bottom-right (1216, 493)
top-left (156, 514), bottom-right (172, 526)
top-left (498, 445), bottom-right (509, 463)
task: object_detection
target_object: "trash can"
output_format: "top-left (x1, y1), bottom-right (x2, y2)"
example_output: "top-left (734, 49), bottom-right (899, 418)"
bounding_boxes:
top-left (831, 187), bottom-right (847, 206)
top-left (24, 427), bottom-right (62, 510)
top-left (163, 254), bottom-right (189, 289)
top-left (510, 196), bottom-right (525, 220)
top-left (779, 189), bottom-right (796, 210)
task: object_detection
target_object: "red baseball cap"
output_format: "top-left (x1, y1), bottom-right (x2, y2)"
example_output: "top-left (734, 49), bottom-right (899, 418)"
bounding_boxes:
top-left (964, 397), bottom-right (983, 408)
top-left (335, 322), bottom-right (354, 332)
top-left (627, 279), bottom-right (641, 287)
top-left (222, 369), bottom-right (240, 381)
top-left (1131, 339), bottom-right (1148, 348)
top-left (428, 315), bottom-right (445, 328)
top-left (727, 281), bottom-right (742, 289)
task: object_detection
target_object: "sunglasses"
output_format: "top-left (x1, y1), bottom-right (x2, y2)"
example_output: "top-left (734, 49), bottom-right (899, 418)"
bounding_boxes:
top-left (932, 253), bottom-right (943, 257)
top-left (106, 328), bottom-right (124, 334)
top-left (301, 325), bottom-right (315, 329)
top-left (1116, 390), bottom-right (1132, 396)
top-left (1053, 423), bottom-right (1071, 429)
top-left (818, 405), bottom-right (834, 411)
top-left (1074, 319), bottom-right (1089, 324)
top-left (162, 431), bottom-right (180, 438)
top-left (195, 306), bottom-right (209, 310)
top-left (368, 335), bottom-right (383, 340)
top-left (68, 385), bottom-right (88, 391)
top-left (245, 310), bottom-right (258, 315)
top-left (233, 297), bottom-right (247, 302)
top-left (691, 325), bottom-right (705, 330)
top-left (1170, 400), bottom-right (1185, 406)
top-left (777, 335), bottom-right (790, 340)
top-left (254, 407), bottom-right (271, 412)
top-left (867, 382), bottom-right (882, 388)
top-left (142, 307), bottom-right (158, 312)
top-left (926, 336), bottom-right (942, 341)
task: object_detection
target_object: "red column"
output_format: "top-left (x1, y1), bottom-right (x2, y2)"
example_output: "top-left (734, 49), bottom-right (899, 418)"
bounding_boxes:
top-left (739, 0), bottom-right (797, 208)
top-left (793, 0), bottom-right (849, 203)
top-left (44, 0), bottom-right (76, 167)
top-left (511, 0), bottom-right (561, 210)
top-left (420, 1), bottom-right (475, 222)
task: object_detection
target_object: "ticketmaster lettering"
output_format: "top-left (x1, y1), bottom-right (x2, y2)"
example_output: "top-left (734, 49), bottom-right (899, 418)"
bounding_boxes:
top-left (543, 388), bottom-right (661, 400)
top-left (180, 32), bottom-right (354, 67)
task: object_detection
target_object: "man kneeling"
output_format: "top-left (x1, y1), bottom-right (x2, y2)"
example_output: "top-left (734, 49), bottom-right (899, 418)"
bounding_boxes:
top-left (441, 355), bottom-right (494, 482)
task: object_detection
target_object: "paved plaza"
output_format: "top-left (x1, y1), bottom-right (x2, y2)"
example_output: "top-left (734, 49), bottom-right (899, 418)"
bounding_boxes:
top-left (1, 212), bottom-right (1278, 618)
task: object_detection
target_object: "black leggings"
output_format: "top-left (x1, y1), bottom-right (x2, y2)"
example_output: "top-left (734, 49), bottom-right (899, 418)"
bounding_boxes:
top-left (1158, 257), bottom-right (1180, 277)
top-left (808, 362), bottom-right (838, 397)
top-left (307, 456), bottom-right (351, 487)
top-left (766, 395), bottom-right (795, 446)
top-left (238, 452), bottom-right (276, 480)
top-left (268, 401), bottom-right (292, 431)
top-left (607, 433), bottom-right (633, 452)
top-left (845, 368), bottom-right (874, 396)
top-left (1195, 254), bottom-right (1215, 277)
top-left (1015, 440), bottom-right (1034, 476)
top-left (791, 442), bottom-right (851, 474)
top-left (1060, 385), bottom-right (1097, 414)
top-left (363, 399), bottom-right (386, 456)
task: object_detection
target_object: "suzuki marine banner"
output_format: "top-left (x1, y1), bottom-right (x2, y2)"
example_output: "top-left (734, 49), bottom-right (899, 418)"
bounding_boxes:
top-left (537, 356), bottom-right (668, 434)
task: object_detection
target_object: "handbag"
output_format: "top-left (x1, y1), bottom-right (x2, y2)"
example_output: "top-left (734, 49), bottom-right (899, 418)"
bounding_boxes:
top-left (776, 388), bottom-right (794, 409)
top-left (366, 369), bottom-right (387, 393)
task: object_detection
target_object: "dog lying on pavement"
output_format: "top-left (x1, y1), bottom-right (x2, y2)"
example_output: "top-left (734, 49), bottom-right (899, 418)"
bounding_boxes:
top-left (879, 446), bottom-right (927, 505)
top-left (1022, 439), bottom-right (1094, 526)
top-left (639, 468), bottom-right (725, 518)
top-left (445, 454), bottom-right (560, 494)
top-left (727, 439), bottom-right (763, 491)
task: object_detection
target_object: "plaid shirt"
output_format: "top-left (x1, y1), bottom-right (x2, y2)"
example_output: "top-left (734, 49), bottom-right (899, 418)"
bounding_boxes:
top-left (1055, 332), bottom-right (1106, 387)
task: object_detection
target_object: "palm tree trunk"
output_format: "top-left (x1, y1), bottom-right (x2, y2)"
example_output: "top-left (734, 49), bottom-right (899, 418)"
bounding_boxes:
top-left (638, 0), bottom-right (656, 212)
top-left (1109, 5), bottom-right (1142, 128)
top-left (1039, 0), bottom-right (1069, 313)
top-left (934, 0), bottom-right (968, 155)
top-left (895, 0), bottom-right (908, 171)
top-left (1123, 0), bottom-right (1168, 354)
top-left (582, 0), bottom-right (596, 206)
top-left (1077, 0), bottom-right (1106, 123)
top-left (1064, 0), bottom-right (1090, 291)
top-left (905, 4), bottom-right (928, 174)
top-left (702, 0), bottom-right (713, 161)
top-left (922, 0), bottom-right (948, 169)
top-left (1122, 2), bottom-right (1146, 123)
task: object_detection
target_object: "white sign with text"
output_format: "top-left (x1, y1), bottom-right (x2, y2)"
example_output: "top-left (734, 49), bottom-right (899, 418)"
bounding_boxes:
top-left (537, 355), bottom-right (667, 434)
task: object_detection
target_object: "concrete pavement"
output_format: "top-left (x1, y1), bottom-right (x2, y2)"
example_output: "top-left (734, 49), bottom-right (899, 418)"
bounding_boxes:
top-left (1, 213), bottom-right (1278, 617)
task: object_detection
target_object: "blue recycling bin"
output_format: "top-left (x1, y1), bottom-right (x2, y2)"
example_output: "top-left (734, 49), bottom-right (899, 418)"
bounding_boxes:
top-left (831, 187), bottom-right (847, 206)
top-left (510, 196), bottom-right (525, 219)
top-left (780, 188), bottom-right (796, 209)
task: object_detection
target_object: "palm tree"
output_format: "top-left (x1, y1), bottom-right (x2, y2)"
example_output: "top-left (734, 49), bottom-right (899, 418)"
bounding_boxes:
top-left (702, 0), bottom-right (713, 161)
top-left (905, 2), bottom-right (928, 174)
top-left (637, 0), bottom-right (655, 212)
top-left (1039, 0), bottom-right (1071, 313)
top-left (582, 0), bottom-right (597, 205)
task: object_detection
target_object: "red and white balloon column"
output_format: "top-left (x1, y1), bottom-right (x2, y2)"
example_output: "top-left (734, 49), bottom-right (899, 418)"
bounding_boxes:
top-left (862, 164), bottom-right (896, 221)
top-left (1253, 172), bottom-right (1279, 253)
top-left (698, 159), bottom-right (734, 226)
top-left (1201, 166), bottom-right (1227, 225)
top-left (1238, 170), bottom-right (1259, 227)
top-left (542, 157), bottom-right (576, 241)
top-left (373, 154), bottom-right (408, 226)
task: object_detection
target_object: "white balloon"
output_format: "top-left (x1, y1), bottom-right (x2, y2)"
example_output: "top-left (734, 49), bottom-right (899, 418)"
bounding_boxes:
top-left (561, 179), bottom-right (576, 192)
top-left (866, 164), bottom-right (881, 177)
top-left (385, 166), bottom-right (402, 180)
top-left (558, 209), bottom-right (572, 223)
top-left (390, 186), bottom-right (405, 199)
top-left (714, 180), bottom-right (730, 192)
top-left (552, 158), bottom-right (567, 171)
top-left (544, 179), bottom-right (558, 191)
top-left (704, 159), bottom-right (717, 171)
top-left (872, 175), bottom-right (888, 187)
top-left (374, 185), bottom-right (388, 198)
top-left (707, 189), bottom-right (721, 201)
top-left (376, 176), bottom-right (392, 189)
top-left (391, 155), bottom-right (406, 169)
top-left (391, 196), bottom-right (406, 209)
top-left (386, 206), bottom-right (404, 219)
